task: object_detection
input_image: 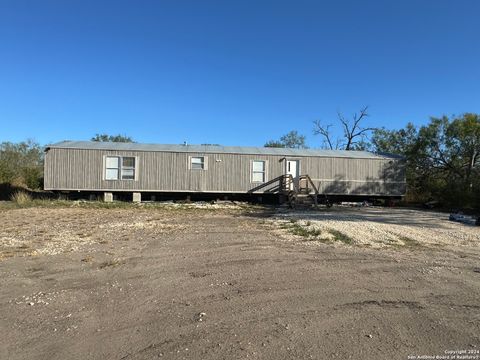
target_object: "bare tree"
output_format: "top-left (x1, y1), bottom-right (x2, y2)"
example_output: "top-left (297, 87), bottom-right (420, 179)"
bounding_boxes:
top-left (313, 106), bottom-right (375, 150)
top-left (312, 121), bottom-right (337, 149)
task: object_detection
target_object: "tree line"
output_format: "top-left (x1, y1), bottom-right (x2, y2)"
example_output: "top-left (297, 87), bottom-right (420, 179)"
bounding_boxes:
top-left (0, 134), bottom-right (133, 194)
top-left (266, 110), bottom-right (479, 209)
top-left (1, 116), bottom-right (479, 209)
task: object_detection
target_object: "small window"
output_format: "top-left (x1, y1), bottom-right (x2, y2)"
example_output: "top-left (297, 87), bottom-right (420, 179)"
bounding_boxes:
top-left (191, 156), bottom-right (205, 170)
top-left (105, 156), bottom-right (136, 180)
top-left (252, 160), bottom-right (266, 182)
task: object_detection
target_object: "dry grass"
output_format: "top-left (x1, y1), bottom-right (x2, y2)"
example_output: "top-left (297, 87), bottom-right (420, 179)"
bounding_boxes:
top-left (10, 191), bottom-right (32, 205)
top-left (99, 259), bottom-right (124, 269)
top-left (0, 207), bottom-right (195, 260)
top-left (0, 198), bottom-right (260, 212)
top-left (81, 255), bottom-right (94, 263)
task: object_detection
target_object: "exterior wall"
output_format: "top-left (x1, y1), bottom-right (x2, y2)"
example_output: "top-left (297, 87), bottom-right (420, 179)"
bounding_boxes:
top-left (44, 148), bottom-right (406, 196)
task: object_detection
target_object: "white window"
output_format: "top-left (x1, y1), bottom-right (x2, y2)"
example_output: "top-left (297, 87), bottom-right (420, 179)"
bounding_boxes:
top-left (191, 156), bottom-right (205, 170)
top-left (105, 156), bottom-right (120, 180)
top-left (105, 156), bottom-right (136, 180)
top-left (252, 160), bottom-right (266, 182)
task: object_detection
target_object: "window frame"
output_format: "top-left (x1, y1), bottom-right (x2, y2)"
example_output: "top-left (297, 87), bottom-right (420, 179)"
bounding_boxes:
top-left (105, 156), bottom-right (120, 180)
top-left (120, 157), bottom-right (136, 180)
top-left (104, 155), bottom-right (137, 181)
top-left (251, 160), bottom-right (267, 183)
top-left (189, 156), bottom-right (208, 170)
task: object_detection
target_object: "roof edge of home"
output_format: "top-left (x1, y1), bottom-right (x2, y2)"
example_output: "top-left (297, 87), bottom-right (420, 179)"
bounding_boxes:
top-left (45, 141), bottom-right (404, 160)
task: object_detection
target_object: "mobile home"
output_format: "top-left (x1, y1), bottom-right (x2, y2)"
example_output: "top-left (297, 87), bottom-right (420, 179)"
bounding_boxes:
top-left (44, 141), bottom-right (406, 203)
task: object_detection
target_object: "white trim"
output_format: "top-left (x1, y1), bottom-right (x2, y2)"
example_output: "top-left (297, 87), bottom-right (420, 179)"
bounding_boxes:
top-left (188, 155), bottom-right (207, 170)
top-left (102, 155), bottom-right (106, 181)
top-left (250, 159), bottom-right (268, 183)
top-left (103, 155), bottom-right (137, 181)
top-left (134, 156), bottom-right (139, 182)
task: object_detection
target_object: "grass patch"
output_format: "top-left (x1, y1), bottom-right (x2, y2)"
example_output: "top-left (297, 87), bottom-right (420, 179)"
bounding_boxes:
top-left (0, 199), bottom-right (262, 213)
top-left (328, 229), bottom-right (353, 244)
top-left (10, 191), bottom-right (32, 205)
top-left (398, 236), bottom-right (422, 248)
top-left (291, 224), bottom-right (322, 237)
top-left (280, 222), bottom-right (355, 245)
top-left (281, 222), bottom-right (323, 240)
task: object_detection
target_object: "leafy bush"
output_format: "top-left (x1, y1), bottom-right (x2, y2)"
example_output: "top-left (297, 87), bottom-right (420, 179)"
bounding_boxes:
top-left (0, 140), bottom-right (43, 190)
top-left (373, 114), bottom-right (480, 210)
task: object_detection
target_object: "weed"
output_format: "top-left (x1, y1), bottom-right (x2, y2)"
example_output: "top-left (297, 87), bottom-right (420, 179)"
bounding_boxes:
top-left (10, 191), bottom-right (32, 205)
top-left (81, 255), bottom-right (94, 263)
top-left (328, 229), bottom-right (353, 244)
top-left (399, 236), bottom-right (421, 248)
top-left (283, 222), bottom-right (322, 239)
top-left (0, 251), bottom-right (15, 259)
top-left (99, 259), bottom-right (123, 269)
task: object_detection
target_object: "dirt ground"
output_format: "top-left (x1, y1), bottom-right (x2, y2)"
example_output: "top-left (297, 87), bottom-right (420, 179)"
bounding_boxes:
top-left (0, 204), bottom-right (479, 360)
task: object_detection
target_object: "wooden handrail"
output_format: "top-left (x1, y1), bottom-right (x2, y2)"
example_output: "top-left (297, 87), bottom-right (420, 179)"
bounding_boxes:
top-left (247, 175), bottom-right (284, 193)
top-left (282, 174), bottom-right (298, 193)
top-left (298, 174), bottom-right (319, 194)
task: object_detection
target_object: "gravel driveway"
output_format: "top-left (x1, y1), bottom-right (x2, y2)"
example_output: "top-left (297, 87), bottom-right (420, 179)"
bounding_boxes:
top-left (0, 205), bottom-right (479, 360)
top-left (272, 206), bottom-right (480, 249)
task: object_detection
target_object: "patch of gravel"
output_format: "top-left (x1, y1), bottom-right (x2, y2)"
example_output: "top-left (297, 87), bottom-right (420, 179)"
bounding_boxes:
top-left (141, 201), bottom-right (251, 210)
top-left (272, 207), bottom-right (480, 249)
top-left (0, 208), bottom-right (187, 258)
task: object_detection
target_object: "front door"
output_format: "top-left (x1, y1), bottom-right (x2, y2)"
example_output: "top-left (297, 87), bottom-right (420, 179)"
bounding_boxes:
top-left (286, 160), bottom-right (299, 190)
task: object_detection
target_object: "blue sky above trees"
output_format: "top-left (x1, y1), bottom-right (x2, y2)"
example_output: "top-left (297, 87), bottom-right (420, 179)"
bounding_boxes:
top-left (0, 0), bottom-right (479, 146)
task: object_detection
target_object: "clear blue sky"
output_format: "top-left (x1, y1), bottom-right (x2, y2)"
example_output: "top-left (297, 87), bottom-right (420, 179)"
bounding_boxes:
top-left (1, 0), bottom-right (479, 147)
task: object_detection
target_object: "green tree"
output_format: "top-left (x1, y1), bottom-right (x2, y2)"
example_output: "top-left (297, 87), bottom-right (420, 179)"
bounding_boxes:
top-left (0, 140), bottom-right (44, 189)
top-left (372, 122), bottom-right (418, 155)
top-left (264, 140), bottom-right (284, 148)
top-left (372, 123), bottom-right (422, 201)
top-left (373, 114), bottom-right (480, 208)
top-left (446, 113), bottom-right (480, 189)
top-left (91, 134), bottom-right (134, 142)
top-left (265, 130), bottom-right (308, 149)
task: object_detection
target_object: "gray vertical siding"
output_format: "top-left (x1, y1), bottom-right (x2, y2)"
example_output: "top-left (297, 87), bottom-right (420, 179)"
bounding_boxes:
top-left (44, 148), bottom-right (406, 196)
